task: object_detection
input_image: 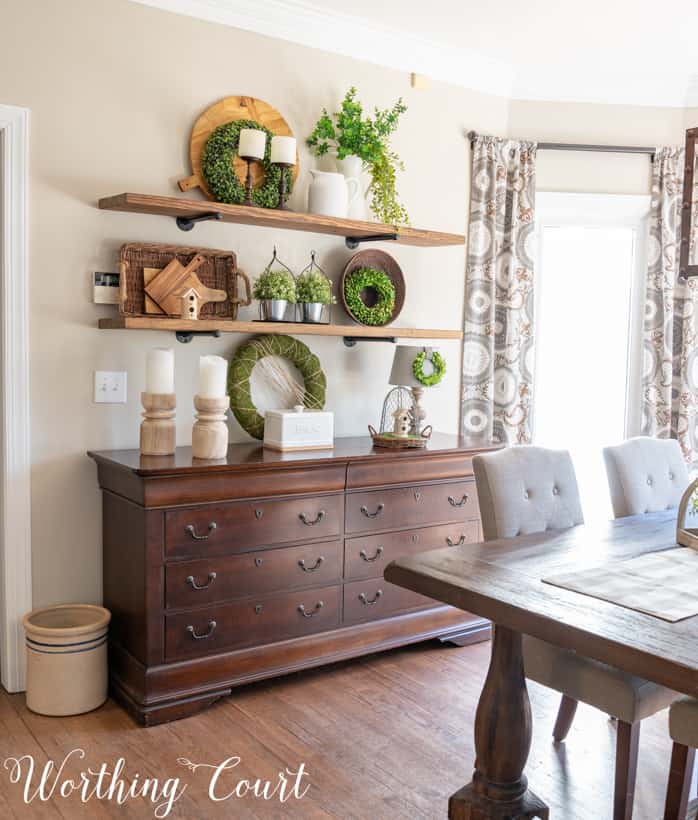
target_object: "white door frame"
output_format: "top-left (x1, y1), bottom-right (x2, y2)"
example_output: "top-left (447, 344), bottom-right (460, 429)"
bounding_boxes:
top-left (0, 104), bottom-right (31, 692)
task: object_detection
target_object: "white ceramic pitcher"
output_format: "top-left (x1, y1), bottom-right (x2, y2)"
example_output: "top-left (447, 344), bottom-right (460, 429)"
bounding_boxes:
top-left (308, 169), bottom-right (359, 219)
top-left (335, 155), bottom-right (369, 220)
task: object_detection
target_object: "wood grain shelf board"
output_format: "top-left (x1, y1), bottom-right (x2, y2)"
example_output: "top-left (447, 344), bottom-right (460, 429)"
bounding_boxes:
top-left (97, 316), bottom-right (464, 340)
top-left (98, 193), bottom-right (466, 247)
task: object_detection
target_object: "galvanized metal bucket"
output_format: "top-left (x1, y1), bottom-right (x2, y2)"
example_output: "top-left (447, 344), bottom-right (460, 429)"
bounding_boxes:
top-left (259, 299), bottom-right (288, 321)
top-left (301, 302), bottom-right (325, 323)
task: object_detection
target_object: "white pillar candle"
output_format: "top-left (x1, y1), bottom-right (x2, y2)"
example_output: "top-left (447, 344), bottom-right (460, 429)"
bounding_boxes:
top-left (198, 355), bottom-right (228, 398)
top-left (270, 135), bottom-right (296, 165)
top-left (238, 128), bottom-right (266, 160)
top-left (145, 347), bottom-right (174, 394)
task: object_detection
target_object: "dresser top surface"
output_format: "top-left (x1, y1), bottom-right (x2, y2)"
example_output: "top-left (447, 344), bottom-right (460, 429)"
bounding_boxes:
top-left (88, 433), bottom-right (498, 477)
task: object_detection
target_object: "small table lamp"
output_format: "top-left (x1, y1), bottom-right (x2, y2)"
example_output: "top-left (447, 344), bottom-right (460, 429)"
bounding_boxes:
top-left (389, 345), bottom-right (438, 435)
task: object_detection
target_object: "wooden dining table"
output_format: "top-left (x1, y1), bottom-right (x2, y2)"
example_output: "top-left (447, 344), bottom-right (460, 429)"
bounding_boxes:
top-left (384, 508), bottom-right (697, 820)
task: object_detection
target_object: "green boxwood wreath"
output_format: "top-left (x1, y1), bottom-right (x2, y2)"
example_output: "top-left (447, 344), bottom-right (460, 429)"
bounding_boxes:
top-left (412, 349), bottom-right (446, 387)
top-left (201, 119), bottom-right (293, 208)
top-left (343, 266), bottom-right (396, 326)
top-left (228, 334), bottom-right (327, 440)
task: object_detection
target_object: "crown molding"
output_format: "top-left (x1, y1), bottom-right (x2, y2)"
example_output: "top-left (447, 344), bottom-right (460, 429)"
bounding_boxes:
top-left (129, 0), bottom-right (695, 109)
top-left (128, 0), bottom-right (514, 98)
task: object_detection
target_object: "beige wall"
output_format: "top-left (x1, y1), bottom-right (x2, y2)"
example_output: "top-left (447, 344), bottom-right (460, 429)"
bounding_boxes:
top-left (0, 0), bottom-right (508, 606)
top-left (0, 0), bottom-right (694, 607)
top-left (508, 99), bottom-right (688, 194)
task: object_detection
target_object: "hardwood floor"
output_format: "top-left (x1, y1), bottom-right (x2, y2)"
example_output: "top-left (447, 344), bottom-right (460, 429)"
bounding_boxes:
top-left (0, 639), bottom-right (680, 819)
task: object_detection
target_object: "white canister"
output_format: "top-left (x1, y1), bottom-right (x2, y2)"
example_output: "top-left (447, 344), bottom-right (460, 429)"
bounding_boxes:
top-left (263, 405), bottom-right (334, 451)
top-left (307, 169), bottom-right (359, 219)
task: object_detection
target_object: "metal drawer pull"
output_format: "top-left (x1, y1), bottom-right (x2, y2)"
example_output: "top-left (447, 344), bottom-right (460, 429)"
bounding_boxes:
top-left (448, 494), bottom-right (469, 507)
top-left (358, 590), bottom-right (383, 606)
top-left (254, 557), bottom-right (264, 568)
top-left (299, 510), bottom-right (326, 526)
top-left (360, 503), bottom-right (385, 519)
top-left (359, 546), bottom-right (384, 563)
top-left (298, 601), bottom-right (324, 618)
top-left (447, 535), bottom-right (466, 546)
top-left (298, 556), bottom-right (325, 572)
top-left (186, 620), bottom-right (217, 640)
top-left (186, 571), bottom-right (217, 590)
top-left (184, 522), bottom-right (217, 541)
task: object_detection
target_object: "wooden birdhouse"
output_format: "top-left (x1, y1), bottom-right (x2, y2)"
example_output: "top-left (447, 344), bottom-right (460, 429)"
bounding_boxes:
top-left (392, 408), bottom-right (411, 438)
top-left (179, 287), bottom-right (201, 320)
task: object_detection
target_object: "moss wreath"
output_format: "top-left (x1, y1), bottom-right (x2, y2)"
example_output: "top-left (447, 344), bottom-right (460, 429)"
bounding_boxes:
top-left (343, 266), bottom-right (396, 326)
top-left (412, 349), bottom-right (446, 387)
top-left (201, 119), bottom-right (293, 208)
top-left (228, 334), bottom-right (327, 440)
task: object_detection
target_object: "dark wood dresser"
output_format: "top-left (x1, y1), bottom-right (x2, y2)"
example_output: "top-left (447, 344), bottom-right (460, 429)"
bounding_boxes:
top-left (89, 434), bottom-right (495, 725)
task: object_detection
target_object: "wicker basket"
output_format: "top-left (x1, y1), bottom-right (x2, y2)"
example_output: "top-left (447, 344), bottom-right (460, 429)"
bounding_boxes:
top-left (119, 242), bottom-right (250, 318)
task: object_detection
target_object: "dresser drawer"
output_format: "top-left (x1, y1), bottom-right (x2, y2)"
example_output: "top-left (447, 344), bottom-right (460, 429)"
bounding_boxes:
top-left (165, 585), bottom-right (341, 661)
top-left (165, 540), bottom-right (342, 608)
top-left (345, 480), bottom-right (478, 534)
top-left (165, 494), bottom-right (343, 558)
top-left (342, 578), bottom-right (434, 625)
top-left (345, 521), bottom-right (480, 581)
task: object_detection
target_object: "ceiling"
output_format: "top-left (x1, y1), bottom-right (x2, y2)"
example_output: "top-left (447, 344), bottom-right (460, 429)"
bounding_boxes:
top-left (131, 0), bottom-right (698, 107)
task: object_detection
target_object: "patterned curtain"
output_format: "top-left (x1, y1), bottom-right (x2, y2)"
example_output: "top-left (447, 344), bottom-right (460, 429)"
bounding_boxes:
top-left (642, 146), bottom-right (698, 469)
top-left (461, 135), bottom-right (537, 445)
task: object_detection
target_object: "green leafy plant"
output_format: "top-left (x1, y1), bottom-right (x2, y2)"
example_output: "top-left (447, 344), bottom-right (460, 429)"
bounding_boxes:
top-left (343, 267), bottom-right (395, 326)
top-left (253, 269), bottom-right (296, 303)
top-left (201, 119), bottom-right (293, 209)
top-left (412, 350), bottom-right (446, 387)
top-left (296, 270), bottom-right (336, 305)
top-left (307, 88), bottom-right (409, 226)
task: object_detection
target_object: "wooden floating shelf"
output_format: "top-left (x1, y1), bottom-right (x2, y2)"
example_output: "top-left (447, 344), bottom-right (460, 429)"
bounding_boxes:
top-left (98, 316), bottom-right (464, 341)
top-left (98, 193), bottom-right (465, 248)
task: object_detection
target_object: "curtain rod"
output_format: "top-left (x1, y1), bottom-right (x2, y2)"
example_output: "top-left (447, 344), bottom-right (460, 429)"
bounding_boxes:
top-left (466, 130), bottom-right (655, 158)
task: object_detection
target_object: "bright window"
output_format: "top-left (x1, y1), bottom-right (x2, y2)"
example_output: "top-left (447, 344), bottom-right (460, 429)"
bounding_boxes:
top-left (534, 193), bottom-right (649, 519)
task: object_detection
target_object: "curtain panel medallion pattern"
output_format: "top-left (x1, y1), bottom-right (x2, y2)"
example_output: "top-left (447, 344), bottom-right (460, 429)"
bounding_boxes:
top-left (461, 135), bottom-right (537, 445)
top-left (643, 146), bottom-right (698, 469)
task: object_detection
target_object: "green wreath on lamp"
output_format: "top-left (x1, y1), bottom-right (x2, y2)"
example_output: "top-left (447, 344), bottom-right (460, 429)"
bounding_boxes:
top-left (343, 267), bottom-right (396, 326)
top-left (228, 334), bottom-right (326, 440)
top-left (412, 350), bottom-right (446, 387)
top-left (201, 119), bottom-right (293, 208)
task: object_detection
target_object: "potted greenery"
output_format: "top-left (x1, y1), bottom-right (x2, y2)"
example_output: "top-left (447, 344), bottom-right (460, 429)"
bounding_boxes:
top-left (253, 268), bottom-right (296, 321)
top-left (296, 269), bottom-right (336, 323)
top-left (307, 88), bottom-right (409, 226)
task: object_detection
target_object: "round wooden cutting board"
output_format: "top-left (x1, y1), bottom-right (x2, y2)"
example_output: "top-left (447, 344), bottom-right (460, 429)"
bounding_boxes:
top-left (177, 96), bottom-right (299, 199)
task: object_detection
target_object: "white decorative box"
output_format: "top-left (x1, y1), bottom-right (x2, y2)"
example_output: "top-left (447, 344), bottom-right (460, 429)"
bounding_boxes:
top-left (263, 405), bottom-right (334, 451)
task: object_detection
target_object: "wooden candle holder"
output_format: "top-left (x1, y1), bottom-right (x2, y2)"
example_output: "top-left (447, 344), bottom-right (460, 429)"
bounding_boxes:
top-left (192, 395), bottom-right (230, 460)
top-left (140, 393), bottom-right (176, 456)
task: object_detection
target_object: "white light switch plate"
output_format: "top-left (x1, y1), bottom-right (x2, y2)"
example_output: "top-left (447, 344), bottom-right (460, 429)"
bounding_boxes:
top-left (94, 371), bottom-right (127, 403)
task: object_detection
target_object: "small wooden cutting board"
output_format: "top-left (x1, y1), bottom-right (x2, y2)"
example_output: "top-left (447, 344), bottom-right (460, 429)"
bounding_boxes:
top-left (144, 254), bottom-right (228, 316)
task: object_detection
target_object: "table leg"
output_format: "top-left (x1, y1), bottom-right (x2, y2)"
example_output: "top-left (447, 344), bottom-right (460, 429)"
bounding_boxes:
top-left (449, 625), bottom-right (549, 820)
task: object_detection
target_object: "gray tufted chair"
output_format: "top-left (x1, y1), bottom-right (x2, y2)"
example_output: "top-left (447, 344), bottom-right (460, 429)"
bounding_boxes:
top-left (603, 437), bottom-right (692, 820)
top-left (473, 445), bottom-right (676, 820)
top-left (603, 436), bottom-right (689, 519)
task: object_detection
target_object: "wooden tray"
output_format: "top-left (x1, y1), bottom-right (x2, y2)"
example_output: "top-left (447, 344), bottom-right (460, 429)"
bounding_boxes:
top-left (177, 96), bottom-right (299, 199)
top-left (119, 242), bottom-right (250, 319)
top-left (368, 425), bottom-right (432, 449)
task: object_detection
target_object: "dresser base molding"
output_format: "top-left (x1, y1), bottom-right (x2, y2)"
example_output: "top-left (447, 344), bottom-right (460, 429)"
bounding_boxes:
top-left (110, 607), bottom-right (488, 726)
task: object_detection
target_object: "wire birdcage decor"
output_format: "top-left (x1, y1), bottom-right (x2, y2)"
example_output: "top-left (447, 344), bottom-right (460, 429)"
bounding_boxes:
top-left (295, 250), bottom-right (333, 325)
top-left (379, 387), bottom-right (417, 435)
top-left (257, 247), bottom-right (296, 322)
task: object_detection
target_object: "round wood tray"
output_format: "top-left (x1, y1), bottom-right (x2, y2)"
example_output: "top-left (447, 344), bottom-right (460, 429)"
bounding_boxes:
top-left (340, 249), bottom-right (405, 326)
top-left (177, 96), bottom-right (299, 199)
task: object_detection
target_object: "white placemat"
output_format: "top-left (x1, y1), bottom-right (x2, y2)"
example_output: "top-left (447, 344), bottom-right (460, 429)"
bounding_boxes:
top-left (543, 547), bottom-right (698, 622)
